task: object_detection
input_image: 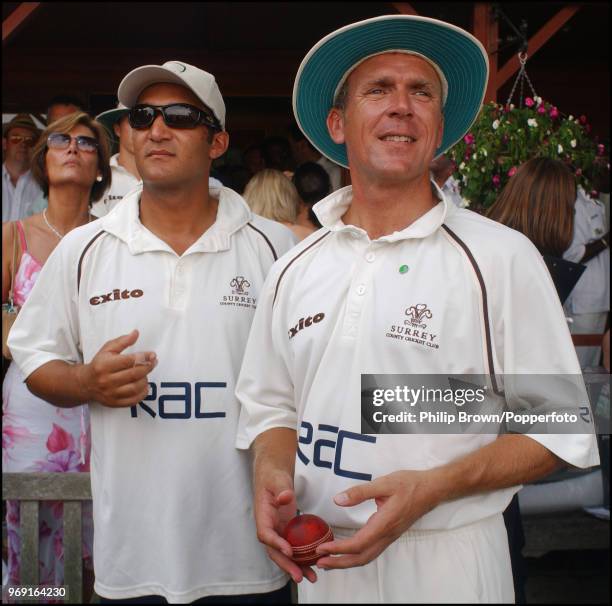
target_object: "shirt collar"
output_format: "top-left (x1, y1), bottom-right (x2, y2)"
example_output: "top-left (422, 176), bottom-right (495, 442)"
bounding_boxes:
top-left (313, 180), bottom-right (455, 242)
top-left (102, 183), bottom-right (252, 255)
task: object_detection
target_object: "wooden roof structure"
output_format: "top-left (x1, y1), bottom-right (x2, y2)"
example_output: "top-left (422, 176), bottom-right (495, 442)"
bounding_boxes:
top-left (3, 2), bottom-right (609, 144)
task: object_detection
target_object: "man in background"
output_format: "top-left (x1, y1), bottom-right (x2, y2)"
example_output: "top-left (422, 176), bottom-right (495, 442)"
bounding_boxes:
top-left (92, 102), bottom-right (141, 217)
top-left (2, 114), bottom-right (43, 221)
top-left (289, 121), bottom-right (342, 191)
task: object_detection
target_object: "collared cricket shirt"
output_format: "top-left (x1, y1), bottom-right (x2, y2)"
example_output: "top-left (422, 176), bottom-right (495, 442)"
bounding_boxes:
top-left (236, 184), bottom-right (600, 532)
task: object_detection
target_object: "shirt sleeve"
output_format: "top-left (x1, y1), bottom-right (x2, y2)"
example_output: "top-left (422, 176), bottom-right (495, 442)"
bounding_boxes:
top-left (495, 237), bottom-right (600, 469)
top-left (8, 238), bottom-right (82, 380)
top-left (563, 193), bottom-right (590, 263)
top-left (235, 265), bottom-right (297, 449)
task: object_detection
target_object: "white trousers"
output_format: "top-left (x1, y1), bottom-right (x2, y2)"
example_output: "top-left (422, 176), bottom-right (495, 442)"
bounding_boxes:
top-left (298, 514), bottom-right (514, 604)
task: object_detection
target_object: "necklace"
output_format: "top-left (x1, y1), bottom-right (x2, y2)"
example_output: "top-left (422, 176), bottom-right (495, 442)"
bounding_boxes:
top-left (43, 208), bottom-right (92, 240)
top-left (43, 208), bottom-right (64, 240)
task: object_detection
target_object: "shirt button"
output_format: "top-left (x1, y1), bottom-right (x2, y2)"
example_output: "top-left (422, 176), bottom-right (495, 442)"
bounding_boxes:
top-left (366, 252), bottom-right (376, 263)
top-left (357, 284), bottom-right (366, 296)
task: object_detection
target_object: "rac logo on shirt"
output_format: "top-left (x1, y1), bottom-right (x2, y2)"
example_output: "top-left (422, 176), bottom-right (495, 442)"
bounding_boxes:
top-left (288, 312), bottom-right (325, 339)
top-left (89, 288), bottom-right (144, 306)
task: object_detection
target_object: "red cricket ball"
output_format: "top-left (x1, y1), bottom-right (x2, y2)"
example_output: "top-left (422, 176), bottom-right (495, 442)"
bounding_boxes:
top-left (283, 514), bottom-right (334, 567)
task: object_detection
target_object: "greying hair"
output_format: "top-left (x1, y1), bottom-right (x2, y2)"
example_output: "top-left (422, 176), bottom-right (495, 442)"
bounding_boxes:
top-left (333, 80), bottom-right (349, 111)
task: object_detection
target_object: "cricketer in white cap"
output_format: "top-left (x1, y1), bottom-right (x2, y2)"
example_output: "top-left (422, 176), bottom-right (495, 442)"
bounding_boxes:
top-left (8, 60), bottom-right (296, 603)
top-left (235, 15), bottom-right (599, 603)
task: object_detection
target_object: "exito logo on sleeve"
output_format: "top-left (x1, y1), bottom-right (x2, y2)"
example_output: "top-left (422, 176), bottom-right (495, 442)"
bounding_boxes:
top-left (89, 288), bottom-right (144, 306)
top-left (288, 312), bottom-right (325, 340)
top-left (385, 302), bottom-right (439, 349)
top-left (219, 276), bottom-right (257, 310)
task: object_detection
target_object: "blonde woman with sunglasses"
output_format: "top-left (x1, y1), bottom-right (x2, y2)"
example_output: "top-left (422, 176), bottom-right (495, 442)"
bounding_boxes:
top-left (2, 112), bottom-right (111, 598)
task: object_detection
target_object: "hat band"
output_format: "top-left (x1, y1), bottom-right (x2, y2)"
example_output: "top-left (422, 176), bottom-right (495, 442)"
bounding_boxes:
top-left (333, 50), bottom-right (449, 108)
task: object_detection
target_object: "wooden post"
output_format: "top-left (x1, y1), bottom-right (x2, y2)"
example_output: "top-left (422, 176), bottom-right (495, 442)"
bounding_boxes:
top-left (2, 2), bottom-right (41, 46)
top-left (472, 3), bottom-right (499, 103)
top-left (390, 3), bottom-right (419, 15)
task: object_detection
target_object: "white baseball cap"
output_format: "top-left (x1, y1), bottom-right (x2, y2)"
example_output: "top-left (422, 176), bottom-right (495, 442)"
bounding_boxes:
top-left (117, 60), bottom-right (226, 130)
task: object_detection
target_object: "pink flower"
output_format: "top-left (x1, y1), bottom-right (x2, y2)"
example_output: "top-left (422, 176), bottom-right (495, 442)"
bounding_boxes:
top-left (597, 144), bottom-right (606, 156)
top-left (585, 124), bottom-right (591, 133)
top-left (508, 166), bottom-right (518, 177)
top-left (579, 115), bottom-right (587, 124)
top-left (537, 105), bottom-right (547, 115)
top-left (2, 422), bottom-right (35, 455)
top-left (46, 423), bottom-right (75, 453)
top-left (463, 133), bottom-right (475, 145)
top-left (590, 190), bottom-right (599, 199)
top-left (549, 107), bottom-right (560, 119)
top-left (492, 175), bottom-right (501, 187)
top-left (575, 168), bottom-right (582, 176)
top-left (525, 97), bottom-right (535, 107)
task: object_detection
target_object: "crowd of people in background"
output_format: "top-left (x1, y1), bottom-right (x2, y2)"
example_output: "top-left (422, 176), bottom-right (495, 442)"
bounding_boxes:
top-left (1, 39), bottom-right (609, 603)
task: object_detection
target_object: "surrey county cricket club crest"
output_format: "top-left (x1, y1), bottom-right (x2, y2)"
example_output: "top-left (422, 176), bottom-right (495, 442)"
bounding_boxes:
top-left (386, 303), bottom-right (439, 349)
top-left (219, 275), bottom-right (257, 309)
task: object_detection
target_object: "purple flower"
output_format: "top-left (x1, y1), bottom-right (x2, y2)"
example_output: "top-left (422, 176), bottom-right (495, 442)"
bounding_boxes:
top-left (463, 133), bottom-right (475, 145)
top-left (35, 449), bottom-right (82, 472)
top-left (492, 175), bottom-right (501, 187)
top-left (597, 144), bottom-right (606, 156)
top-left (525, 97), bottom-right (535, 107)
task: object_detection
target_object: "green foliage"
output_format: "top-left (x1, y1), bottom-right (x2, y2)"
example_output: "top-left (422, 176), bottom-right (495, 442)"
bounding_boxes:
top-left (448, 98), bottom-right (605, 208)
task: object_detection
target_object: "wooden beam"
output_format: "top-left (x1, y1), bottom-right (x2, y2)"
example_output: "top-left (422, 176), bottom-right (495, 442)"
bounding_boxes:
top-left (391, 3), bottom-right (419, 16)
top-left (571, 334), bottom-right (604, 347)
top-left (495, 5), bottom-right (581, 91)
top-left (2, 2), bottom-right (41, 46)
top-left (473, 3), bottom-right (499, 103)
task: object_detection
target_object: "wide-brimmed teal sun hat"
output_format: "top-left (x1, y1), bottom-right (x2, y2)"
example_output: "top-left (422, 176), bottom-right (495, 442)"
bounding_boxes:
top-left (293, 15), bottom-right (489, 168)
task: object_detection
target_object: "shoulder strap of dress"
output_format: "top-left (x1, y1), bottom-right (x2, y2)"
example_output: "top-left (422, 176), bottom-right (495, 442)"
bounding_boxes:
top-left (15, 220), bottom-right (28, 252)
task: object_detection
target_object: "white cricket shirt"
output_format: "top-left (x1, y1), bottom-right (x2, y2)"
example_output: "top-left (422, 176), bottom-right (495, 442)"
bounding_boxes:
top-left (9, 184), bottom-right (296, 602)
top-left (90, 154), bottom-right (141, 218)
top-left (563, 187), bottom-right (610, 314)
top-left (236, 183), bottom-right (599, 532)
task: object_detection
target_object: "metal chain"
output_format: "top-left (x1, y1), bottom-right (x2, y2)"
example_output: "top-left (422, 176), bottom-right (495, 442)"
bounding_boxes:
top-left (506, 52), bottom-right (538, 107)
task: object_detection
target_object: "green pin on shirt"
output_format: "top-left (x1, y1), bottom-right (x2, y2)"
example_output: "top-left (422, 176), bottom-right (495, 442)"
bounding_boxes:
top-left (399, 265), bottom-right (409, 274)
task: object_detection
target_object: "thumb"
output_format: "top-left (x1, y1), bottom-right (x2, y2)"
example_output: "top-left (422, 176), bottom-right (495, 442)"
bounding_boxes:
top-left (333, 482), bottom-right (379, 508)
top-left (102, 329), bottom-right (139, 354)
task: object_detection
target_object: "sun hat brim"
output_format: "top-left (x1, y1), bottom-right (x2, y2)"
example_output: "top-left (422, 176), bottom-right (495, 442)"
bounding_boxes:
top-left (293, 15), bottom-right (489, 168)
top-left (96, 107), bottom-right (130, 132)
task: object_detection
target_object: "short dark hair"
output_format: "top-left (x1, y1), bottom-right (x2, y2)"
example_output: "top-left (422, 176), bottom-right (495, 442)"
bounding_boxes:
top-left (46, 95), bottom-right (85, 112)
top-left (293, 162), bottom-right (330, 227)
top-left (30, 112), bottom-right (112, 203)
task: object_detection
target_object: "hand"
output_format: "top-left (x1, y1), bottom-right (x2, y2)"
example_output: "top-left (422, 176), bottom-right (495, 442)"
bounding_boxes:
top-left (253, 470), bottom-right (318, 584)
top-left (315, 470), bottom-right (441, 569)
top-left (79, 329), bottom-right (157, 407)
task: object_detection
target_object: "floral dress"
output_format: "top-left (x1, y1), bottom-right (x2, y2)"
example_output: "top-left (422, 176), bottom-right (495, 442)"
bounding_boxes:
top-left (2, 221), bottom-right (93, 589)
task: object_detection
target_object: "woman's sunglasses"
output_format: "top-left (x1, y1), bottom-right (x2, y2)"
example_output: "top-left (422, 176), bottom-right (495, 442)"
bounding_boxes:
top-left (47, 133), bottom-right (99, 153)
top-left (128, 103), bottom-right (221, 131)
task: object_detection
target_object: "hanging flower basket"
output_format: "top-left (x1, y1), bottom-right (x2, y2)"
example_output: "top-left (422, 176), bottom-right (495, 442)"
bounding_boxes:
top-left (448, 97), bottom-right (606, 209)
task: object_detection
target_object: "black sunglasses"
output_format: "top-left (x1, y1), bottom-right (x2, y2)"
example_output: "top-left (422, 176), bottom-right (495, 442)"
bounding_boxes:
top-left (128, 103), bottom-right (221, 131)
top-left (47, 133), bottom-right (99, 153)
